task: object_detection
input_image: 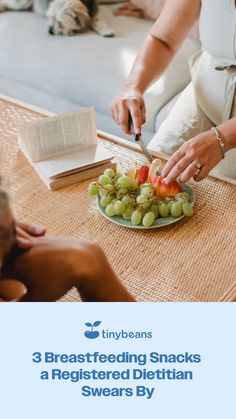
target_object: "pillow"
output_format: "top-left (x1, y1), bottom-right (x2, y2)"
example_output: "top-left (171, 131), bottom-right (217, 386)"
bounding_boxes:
top-left (131, 0), bottom-right (165, 20)
top-left (98, 1), bottom-right (127, 4)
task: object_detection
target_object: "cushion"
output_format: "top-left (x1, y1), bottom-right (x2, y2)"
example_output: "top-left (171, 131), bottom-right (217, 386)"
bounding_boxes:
top-left (98, 1), bottom-right (127, 3)
top-left (131, 0), bottom-right (165, 19)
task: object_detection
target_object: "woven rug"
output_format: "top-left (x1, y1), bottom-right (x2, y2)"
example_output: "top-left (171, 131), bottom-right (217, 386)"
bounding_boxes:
top-left (0, 97), bottom-right (236, 302)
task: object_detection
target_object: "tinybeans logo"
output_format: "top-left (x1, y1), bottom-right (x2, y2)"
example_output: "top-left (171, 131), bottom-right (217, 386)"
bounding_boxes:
top-left (84, 321), bottom-right (102, 339)
top-left (84, 321), bottom-right (152, 341)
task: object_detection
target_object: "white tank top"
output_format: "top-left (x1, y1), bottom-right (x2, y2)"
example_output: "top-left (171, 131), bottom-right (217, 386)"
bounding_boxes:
top-left (190, 0), bottom-right (236, 124)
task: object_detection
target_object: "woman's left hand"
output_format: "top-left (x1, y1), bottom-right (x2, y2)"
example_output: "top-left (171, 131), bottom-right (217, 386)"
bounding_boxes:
top-left (162, 130), bottom-right (223, 184)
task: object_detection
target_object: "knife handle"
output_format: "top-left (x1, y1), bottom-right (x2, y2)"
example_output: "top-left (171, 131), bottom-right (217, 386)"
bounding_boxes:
top-left (128, 114), bottom-right (141, 139)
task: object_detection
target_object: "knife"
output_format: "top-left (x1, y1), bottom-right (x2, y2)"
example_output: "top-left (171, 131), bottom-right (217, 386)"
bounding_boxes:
top-left (129, 115), bottom-right (153, 163)
top-left (134, 133), bottom-right (153, 164)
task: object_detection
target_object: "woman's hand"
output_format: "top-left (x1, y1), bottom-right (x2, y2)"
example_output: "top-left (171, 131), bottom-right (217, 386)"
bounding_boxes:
top-left (162, 130), bottom-right (223, 184)
top-left (15, 221), bottom-right (46, 249)
top-left (110, 89), bottom-right (146, 135)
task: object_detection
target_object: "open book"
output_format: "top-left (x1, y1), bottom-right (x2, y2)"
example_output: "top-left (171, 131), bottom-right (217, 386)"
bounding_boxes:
top-left (17, 108), bottom-right (114, 190)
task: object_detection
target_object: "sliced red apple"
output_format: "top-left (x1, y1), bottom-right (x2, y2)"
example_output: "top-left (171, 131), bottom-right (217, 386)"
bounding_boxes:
top-left (137, 166), bottom-right (149, 186)
top-left (126, 163), bottom-right (137, 180)
top-left (148, 158), bottom-right (162, 182)
top-left (152, 175), bottom-right (182, 199)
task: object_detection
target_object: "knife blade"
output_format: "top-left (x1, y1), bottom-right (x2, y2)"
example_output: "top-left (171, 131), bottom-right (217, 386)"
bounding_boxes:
top-left (135, 134), bottom-right (153, 163)
top-left (128, 114), bottom-right (153, 163)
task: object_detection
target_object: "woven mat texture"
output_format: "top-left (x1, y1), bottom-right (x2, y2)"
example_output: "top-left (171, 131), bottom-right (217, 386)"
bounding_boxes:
top-left (0, 98), bottom-right (236, 302)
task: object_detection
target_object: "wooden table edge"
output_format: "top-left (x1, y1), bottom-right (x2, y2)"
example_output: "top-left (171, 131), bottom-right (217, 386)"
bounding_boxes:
top-left (1, 93), bottom-right (235, 185)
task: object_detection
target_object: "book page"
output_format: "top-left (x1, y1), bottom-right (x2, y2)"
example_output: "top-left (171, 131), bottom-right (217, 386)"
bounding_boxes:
top-left (18, 108), bottom-right (97, 163)
top-left (34, 144), bottom-right (114, 180)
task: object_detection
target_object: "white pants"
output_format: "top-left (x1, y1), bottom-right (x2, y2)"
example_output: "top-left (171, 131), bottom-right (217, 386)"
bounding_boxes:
top-left (148, 53), bottom-right (236, 180)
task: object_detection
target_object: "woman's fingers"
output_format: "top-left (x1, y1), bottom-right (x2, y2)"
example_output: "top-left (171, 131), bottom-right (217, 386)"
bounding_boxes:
top-left (163, 156), bottom-right (190, 184)
top-left (141, 103), bottom-right (146, 125)
top-left (16, 221), bottom-right (46, 237)
top-left (193, 165), bottom-right (209, 182)
top-left (129, 102), bottom-right (142, 134)
top-left (112, 104), bottom-right (119, 126)
top-left (118, 105), bottom-right (131, 134)
top-left (15, 226), bottom-right (31, 240)
top-left (179, 161), bottom-right (201, 183)
top-left (15, 221), bottom-right (46, 250)
top-left (162, 149), bottom-right (186, 181)
top-left (110, 93), bottom-right (145, 135)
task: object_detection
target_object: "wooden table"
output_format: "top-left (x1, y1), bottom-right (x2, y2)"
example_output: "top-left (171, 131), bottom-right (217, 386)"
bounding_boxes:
top-left (1, 94), bottom-right (236, 302)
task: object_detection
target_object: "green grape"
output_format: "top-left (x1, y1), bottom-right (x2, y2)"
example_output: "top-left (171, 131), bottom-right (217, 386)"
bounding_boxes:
top-left (176, 192), bottom-right (190, 203)
top-left (99, 188), bottom-right (108, 198)
top-left (117, 176), bottom-right (132, 189)
top-left (104, 168), bottom-right (115, 178)
top-left (150, 204), bottom-right (159, 218)
top-left (114, 200), bottom-right (126, 215)
top-left (117, 188), bottom-right (129, 198)
top-left (136, 195), bottom-right (148, 204)
top-left (131, 210), bottom-right (142, 226)
top-left (88, 182), bottom-right (99, 196)
top-left (175, 197), bottom-right (185, 205)
top-left (130, 179), bottom-right (138, 190)
top-left (123, 206), bottom-right (134, 221)
top-left (100, 195), bottom-right (112, 208)
top-left (99, 174), bottom-right (112, 186)
top-left (103, 184), bottom-right (114, 192)
top-left (140, 183), bottom-right (153, 190)
top-left (105, 203), bottom-right (115, 217)
top-left (142, 212), bottom-right (155, 227)
top-left (122, 196), bottom-right (132, 204)
top-left (142, 201), bottom-right (151, 210)
top-left (159, 203), bottom-right (170, 218)
top-left (182, 203), bottom-right (193, 217)
top-left (167, 200), bottom-right (174, 211)
top-left (171, 202), bottom-right (183, 218)
top-left (141, 187), bottom-right (154, 199)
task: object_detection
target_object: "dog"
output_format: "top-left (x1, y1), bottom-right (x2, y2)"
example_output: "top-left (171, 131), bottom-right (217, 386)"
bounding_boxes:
top-left (0, 0), bottom-right (114, 37)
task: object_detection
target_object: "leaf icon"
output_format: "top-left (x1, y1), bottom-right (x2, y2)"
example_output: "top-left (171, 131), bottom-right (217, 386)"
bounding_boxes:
top-left (85, 322), bottom-right (92, 327)
top-left (93, 321), bottom-right (101, 327)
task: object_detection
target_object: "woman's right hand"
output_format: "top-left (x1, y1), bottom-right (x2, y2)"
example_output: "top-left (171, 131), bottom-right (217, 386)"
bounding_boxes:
top-left (110, 89), bottom-right (146, 135)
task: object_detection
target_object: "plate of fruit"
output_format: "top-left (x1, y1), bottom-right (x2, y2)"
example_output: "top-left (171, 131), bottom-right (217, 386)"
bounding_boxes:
top-left (88, 159), bottom-right (194, 229)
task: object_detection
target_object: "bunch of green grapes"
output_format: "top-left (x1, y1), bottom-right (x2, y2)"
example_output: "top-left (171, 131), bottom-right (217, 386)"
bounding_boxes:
top-left (88, 169), bottom-right (193, 227)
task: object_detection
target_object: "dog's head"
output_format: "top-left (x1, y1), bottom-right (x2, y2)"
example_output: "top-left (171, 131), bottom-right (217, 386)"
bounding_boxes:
top-left (47, 0), bottom-right (91, 36)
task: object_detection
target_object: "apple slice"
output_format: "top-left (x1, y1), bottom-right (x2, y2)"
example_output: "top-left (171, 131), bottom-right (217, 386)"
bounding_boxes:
top-left (126, 163), bottom-right (137, 180)
top-left (137, 166), bottom-right (149, 186)
top-left (148, 158), bottom-right (162, 182)
top-left (116, 163), bottom-right (125, 177)
top-left (152, 176), bottom-right (182, 199)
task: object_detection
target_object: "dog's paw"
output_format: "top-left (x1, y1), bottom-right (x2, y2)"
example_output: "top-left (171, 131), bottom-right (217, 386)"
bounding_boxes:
top-left (102, 28), bottom-right (115, 38)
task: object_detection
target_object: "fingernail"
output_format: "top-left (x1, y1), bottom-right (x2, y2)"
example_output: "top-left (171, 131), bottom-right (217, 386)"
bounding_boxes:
top-left (33, 225), bottom-right (46, 235)
top-left (17, 240), bottom-right (31, 249)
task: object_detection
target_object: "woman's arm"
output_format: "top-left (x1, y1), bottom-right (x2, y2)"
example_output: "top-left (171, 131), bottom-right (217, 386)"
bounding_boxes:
top-left (110, 0), bottom-right (201, 135)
